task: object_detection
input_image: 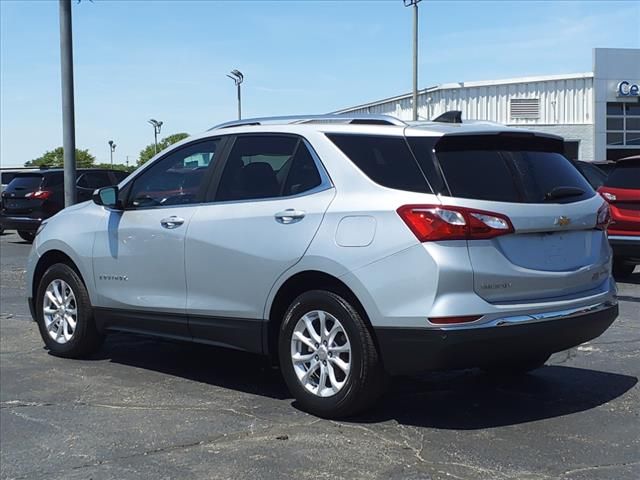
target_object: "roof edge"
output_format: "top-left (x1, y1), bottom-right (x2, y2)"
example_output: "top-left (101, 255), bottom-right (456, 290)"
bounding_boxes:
top-left (334, 72), bottom-right (594, 114)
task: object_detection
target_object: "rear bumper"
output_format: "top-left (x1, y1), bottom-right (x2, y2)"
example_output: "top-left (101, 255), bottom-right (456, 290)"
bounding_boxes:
top-left (0, 215), bottom-right (42, 232)
top-left (375, 301), bottom-right (618, 375)
top-left (608, 235), bottom-right (640, 261)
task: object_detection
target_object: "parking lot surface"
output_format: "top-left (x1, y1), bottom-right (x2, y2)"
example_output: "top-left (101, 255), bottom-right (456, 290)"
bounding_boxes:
top-left (1, 230), bottom-right (639, 480)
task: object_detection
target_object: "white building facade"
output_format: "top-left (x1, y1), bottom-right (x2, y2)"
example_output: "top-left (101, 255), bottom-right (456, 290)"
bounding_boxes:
top-left (336, 48), bottom-right (640, 162)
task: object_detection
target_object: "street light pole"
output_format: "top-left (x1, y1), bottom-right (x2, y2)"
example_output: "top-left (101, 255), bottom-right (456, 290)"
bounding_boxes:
top-left (148, 119), bottom-right (163, 155)
top-left (227, 69), bottom-right (244, 120)
top-left (404, 0), bottom-right (422, 121)
top-left (108, 140), bottom-right (116, 166)
top-left (59, 0), bottom-right (77, 206)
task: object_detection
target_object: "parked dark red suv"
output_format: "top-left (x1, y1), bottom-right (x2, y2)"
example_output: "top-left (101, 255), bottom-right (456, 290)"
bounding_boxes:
top-left (598, 156), bottom-right (640, 277)
top-left (0, 168), bottom-right (128, 242)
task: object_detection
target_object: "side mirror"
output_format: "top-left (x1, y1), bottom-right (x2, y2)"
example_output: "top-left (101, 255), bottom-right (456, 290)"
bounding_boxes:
top-left (93, 186), bottom-right (122, 210)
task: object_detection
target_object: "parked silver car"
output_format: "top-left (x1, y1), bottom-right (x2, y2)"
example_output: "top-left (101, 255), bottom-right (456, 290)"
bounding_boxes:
top-left (26, 114), bottom-right (618, 418)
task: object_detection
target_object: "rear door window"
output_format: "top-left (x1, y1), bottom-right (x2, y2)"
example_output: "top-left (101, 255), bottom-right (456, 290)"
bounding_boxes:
top-left (77, 172), bottom-right (113, 189)
top-left (604, 161), bottom-right (640, 189)
top-left (215, 135), bottom-right (322, 201)
top-left (327, 134), bottom-right (432, 194)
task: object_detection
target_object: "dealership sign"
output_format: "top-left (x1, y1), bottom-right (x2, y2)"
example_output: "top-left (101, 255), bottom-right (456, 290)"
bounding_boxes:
top-left (617, 81), bottom-right (639, 97)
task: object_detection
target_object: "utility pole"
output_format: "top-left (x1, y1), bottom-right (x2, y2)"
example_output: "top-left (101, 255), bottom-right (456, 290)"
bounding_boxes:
top-left (227, 69), bottom-right (244, 120)
top-left (404, 0), bottom-right (422, 121)
top-left (59, 0), bottom-right (77, 206)
top-left (108, 140), bottom-right (116, 166)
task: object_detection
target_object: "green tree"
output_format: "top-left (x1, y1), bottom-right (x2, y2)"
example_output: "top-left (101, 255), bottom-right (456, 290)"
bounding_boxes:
top-left (138, 132), bottom-right (189, 166)
top-left (25, 147), bottom-right (95, 168)
top-left (93, 162), bottom-right (137, 173)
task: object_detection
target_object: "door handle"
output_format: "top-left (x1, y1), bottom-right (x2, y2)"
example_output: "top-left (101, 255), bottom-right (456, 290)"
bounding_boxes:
top-left (160, 216), bottom-right (185, 229)
top-left (274, 209), bottom-right (306, 224)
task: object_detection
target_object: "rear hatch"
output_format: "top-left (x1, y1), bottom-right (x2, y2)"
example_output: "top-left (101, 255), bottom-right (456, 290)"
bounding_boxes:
top-left (1, 173), bottom-right (46, 214)
top-left (409, 132), bottom-right (610, 303)
top-left (598, 158), bottom-right (640, 235)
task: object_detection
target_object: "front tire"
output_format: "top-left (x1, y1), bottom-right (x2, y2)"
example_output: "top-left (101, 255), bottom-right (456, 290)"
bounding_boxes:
top-left (279, 290), bottom-right (386, 418)
top-left (35, 263), bottom-right (104, 358)
top-left (18, 230), bottom-right (35, 243)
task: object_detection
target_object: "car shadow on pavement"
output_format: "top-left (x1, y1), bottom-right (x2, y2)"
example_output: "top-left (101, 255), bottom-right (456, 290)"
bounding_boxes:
top-left (352, 367), bottom-right (638, 429)
top-left (92, 332), bottom-right (291, 400)
top-left (91, 332), bottom-right (637, 429)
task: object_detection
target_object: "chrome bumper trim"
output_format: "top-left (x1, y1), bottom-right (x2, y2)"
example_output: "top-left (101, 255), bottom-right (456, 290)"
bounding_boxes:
top-left (441, 300), bottom-right (617, 331)
top-left (608, 235), bottom-right (640, 243)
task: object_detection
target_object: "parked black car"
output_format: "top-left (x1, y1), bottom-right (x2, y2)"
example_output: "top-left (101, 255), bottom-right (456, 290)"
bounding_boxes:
top-left (0, 168), bottom-right (128, 242)
top-left (574, 160), bottom-right (608, 189)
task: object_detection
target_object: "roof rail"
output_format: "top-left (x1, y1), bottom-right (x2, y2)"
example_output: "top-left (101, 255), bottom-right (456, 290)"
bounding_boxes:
top-left (209, 114), bottom-right (407, 130)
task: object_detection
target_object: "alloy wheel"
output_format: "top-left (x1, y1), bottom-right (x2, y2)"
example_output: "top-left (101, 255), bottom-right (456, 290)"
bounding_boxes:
top-left (290, 310), bottom-right (351, 397)
top-left (43, 279), bottom-right (77, 344)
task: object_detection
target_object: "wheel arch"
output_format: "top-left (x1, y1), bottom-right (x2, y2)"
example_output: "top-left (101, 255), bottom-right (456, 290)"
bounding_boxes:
top-left (265, 270), bottom-right (379, 361)
top-left (32, 250), bottom-right (87, 304)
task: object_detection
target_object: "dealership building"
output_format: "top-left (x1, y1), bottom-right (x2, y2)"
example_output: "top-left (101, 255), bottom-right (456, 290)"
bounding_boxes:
top-left (336, 48), bottom-right (640, 161)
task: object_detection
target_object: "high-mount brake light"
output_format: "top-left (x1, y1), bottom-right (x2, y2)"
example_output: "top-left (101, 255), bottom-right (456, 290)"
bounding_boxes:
top-left (596, 203), bottom-right (611, 230)
top-left (397, 205), bottom-right (514, 242)
top-left (25, 190), bottom-right (52, 200)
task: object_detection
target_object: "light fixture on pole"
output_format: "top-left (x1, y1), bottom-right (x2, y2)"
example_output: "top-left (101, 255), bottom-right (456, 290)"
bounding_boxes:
top-left (108, 140), bottom-right (116, 166)
top-left (404, 0), bottom-right (422, 121)
top-left (148, 119), bottom-right (163, 155)
top-left (227, 69), bottom-right (244, 120)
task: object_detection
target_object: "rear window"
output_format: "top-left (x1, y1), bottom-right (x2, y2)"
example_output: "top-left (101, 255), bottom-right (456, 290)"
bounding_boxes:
top-left (432, 135), bottom-right (594, 203)
top-left (604, 161), bottom-right (640, 189)
top-left (327, 134), bottom-right (432, 194)
top-left (1, 172), bottom-right (19, 185)
top-left (6, 174), bottom-right (43, 190)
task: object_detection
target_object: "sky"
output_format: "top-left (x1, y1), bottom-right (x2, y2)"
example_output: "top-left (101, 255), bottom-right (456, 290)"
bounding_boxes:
top-left (1, 0), bottom-right (639, 168)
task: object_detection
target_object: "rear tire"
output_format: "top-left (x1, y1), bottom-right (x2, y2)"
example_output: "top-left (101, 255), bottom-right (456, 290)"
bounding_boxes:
top-left (483, 354), bottom-right (550, 376)
top-left (613, 260), bottom-right (635, 279)
top-left (18, 230), bottom-right (35, 243)
top-left (35, 263), bottom-right (104, 358)
top-left (278, 290), bottom-right (387, 418)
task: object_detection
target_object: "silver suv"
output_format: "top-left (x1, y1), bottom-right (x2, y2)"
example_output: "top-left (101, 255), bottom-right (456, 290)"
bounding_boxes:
top-left (26, 114), bottom-right (618, 418)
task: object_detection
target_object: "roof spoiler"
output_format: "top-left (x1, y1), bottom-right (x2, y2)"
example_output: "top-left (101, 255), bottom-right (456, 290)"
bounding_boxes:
top-left (432, 110), bottom-right (462, 124)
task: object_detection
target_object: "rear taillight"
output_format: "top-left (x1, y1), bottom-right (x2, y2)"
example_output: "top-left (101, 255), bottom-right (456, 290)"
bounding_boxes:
top-left (596, 202), bottom-right (611, 230)
top-left (600, 191), bottom-right (616, 202)
top-left (25, 190), bottom-right (52, 200)
top-left (397, 205), bottom-right (514, 242)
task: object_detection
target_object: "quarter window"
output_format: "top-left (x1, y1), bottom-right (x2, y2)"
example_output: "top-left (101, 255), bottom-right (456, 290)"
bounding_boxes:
top-left (127, 140), bottom-right (219, 208)
top-left (216, 135), bottom-right (322, 201)
top-left (327, 134), bottom-right (432, 194)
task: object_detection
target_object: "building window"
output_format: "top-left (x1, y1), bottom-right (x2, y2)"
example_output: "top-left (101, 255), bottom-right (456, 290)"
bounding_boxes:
top-left (607, 133), bottom-right (624, 145)
top-left (606, 101), bottom-right (640, 160)
top-left (510, 98), bottom-right (540, 119)
top-left (607, 118), bottom-right (623, 130)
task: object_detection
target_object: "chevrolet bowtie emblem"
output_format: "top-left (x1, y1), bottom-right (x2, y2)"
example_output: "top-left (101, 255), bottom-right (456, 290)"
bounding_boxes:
top-left (555, 216), bottom-right (571, 226)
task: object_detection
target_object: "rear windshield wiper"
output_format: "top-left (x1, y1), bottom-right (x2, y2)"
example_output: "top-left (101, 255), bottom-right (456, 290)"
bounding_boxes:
top-left (544, 186), bottom-right (585, 201)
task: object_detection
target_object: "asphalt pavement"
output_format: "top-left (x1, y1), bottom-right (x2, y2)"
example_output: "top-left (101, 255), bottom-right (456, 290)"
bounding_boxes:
top-left (1, 230), bottom-right (639, 480)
